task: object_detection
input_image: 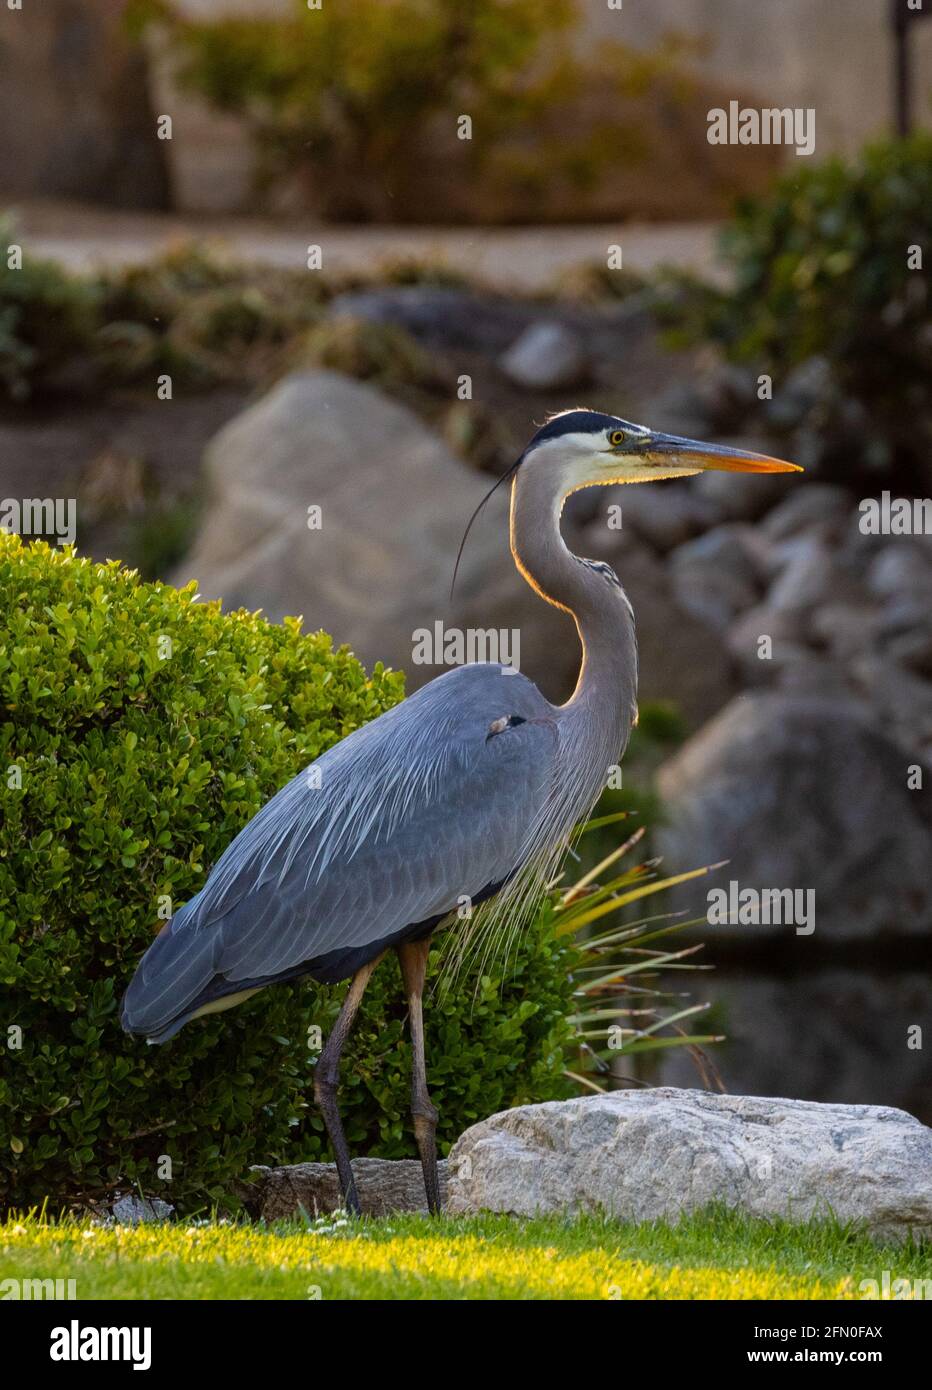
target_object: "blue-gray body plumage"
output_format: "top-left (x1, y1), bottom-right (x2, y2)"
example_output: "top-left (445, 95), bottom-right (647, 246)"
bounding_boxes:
top-left (121, 663), bottom-right (564, 1041)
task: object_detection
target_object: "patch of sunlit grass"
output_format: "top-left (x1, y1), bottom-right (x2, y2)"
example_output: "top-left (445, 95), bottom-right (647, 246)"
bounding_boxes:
top-left (2, 1207), bottom-right (928, 1301)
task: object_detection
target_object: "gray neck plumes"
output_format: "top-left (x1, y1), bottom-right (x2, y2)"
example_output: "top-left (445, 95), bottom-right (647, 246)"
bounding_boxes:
top-left (509, 464), bottom-right (638, 760)
top-left (449, 464), bottom-right (640, 982)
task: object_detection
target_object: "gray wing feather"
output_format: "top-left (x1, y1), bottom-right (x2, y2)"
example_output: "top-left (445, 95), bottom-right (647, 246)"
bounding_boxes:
top-left (122, 664), bottom-right (558, 1036)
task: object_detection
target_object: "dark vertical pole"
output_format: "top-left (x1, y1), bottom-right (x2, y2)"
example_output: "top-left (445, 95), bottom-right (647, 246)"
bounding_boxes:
top-left (891, 0), bottom-right (911, 137)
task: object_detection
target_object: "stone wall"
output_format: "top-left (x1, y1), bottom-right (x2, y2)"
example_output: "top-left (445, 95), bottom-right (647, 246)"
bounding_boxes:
top-left (0, 0), bottom-right (170, 208)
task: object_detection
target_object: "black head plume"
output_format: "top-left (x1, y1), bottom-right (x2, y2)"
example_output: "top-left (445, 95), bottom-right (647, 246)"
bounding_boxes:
top-left (450, 457), bottom-right (522, 601)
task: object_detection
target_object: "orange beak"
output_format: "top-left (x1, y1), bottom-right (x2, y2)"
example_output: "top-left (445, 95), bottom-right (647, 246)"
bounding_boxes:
top-left (641, 432), bottom-right (803, 474)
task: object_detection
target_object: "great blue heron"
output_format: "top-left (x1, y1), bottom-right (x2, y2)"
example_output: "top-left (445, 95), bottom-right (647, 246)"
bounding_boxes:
top-left (121, 410), bottom-right (799, 1214)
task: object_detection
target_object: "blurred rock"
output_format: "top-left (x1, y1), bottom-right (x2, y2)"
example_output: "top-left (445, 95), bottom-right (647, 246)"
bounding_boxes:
top-left (840, 510), bottom-right (892, 569)
top-left (850, 655), bottom-right (932, 750)
top-left (329, 287), bottom-right (538, 354)
top-left (659, 972), bottom-right (932, 1123)
top-left (669, 525), bottom-right (764, 630)
top-left (865, 543), bottom-right (932, 601)
top-left (607, 483), bottom-right (718, 553)
top-left (725, 603), bottom-right (807, 678)
top-left (761, 356), bottom-right (832, 430)
top-left (690, 462), bottom-right (791, 523)
top-left (243, 1158), bottom-right (449, 1220)
top-left (499, 321), bottom-right (589, 391)
top-left (767, 537), bottom-right (860, 616)
top-left (174, 370), bottom-right (551, 688)
top-left (641, 382), bottom-right (710, 440)
top-left (111, 1196), bottom-right (174, 1226)
top-left (656, 692), bottom-right (932, 940)
top-left (447, 1089), bottom-right (932, 1241)
top-left (810, 602), bottom-right (878, 663)
top-left (774, 651), bottom-right (856, 697)
top-left (760, 484), bottom-right (853, 543)
top-left (693, 363), bottom-right (760, 431)
top-left (878, 602), bottom-right (932, 677)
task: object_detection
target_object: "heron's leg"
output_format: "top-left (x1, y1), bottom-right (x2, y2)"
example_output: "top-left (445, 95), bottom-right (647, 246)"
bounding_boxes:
top-left (314, 953), bottom-right (383, 1216)
top-left (397, 937), bottom-right (441, 1216)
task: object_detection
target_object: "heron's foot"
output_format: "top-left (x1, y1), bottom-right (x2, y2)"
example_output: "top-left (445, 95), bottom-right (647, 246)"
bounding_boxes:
top-left (342, 1169), bottom-right (363, 1218)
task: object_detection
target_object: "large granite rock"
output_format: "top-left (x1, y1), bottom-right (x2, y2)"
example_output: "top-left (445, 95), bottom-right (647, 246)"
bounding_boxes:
top-left (655, 691), bottom-right (932, 940)
top-left (174, 370), bottom-right (556, 690)
top-left (175, 370), bottom-right (735, 721)
top-left (447, 1089), bottom-right (932, 1241)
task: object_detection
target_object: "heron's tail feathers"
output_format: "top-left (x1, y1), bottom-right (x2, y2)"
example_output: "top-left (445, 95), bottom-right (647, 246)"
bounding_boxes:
top-left (120, 896), bottom-right (319, 1043)
top-left (120, 895), bottom-right (228, 1043)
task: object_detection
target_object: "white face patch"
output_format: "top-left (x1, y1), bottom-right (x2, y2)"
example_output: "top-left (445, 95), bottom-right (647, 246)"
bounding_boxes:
top-left (526, 428), bottom-right (699, 494)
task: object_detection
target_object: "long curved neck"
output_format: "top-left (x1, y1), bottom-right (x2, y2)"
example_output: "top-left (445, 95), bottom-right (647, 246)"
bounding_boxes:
top-left (509, 467), bottom-right (638, 739)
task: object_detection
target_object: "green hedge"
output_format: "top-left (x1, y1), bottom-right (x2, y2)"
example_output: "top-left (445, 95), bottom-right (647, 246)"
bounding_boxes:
top-left (0, 536), bottom-right (576, 1211)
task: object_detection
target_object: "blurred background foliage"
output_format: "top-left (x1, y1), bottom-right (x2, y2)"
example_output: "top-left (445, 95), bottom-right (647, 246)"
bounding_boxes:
top-left (660, 135), bottom-right (932, 489)
top-left (129, 0), bottom-right (701, 221)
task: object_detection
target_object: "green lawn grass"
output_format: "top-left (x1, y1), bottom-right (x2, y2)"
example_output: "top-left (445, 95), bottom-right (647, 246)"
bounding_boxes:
top-left (2, 1207), bottom-right (929, 1300)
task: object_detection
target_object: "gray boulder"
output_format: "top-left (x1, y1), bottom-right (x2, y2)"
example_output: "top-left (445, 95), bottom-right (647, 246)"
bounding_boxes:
top-left (655, 692), bottom-right (932, 940)
top-left (669, 525), bottom-right (767, 630)
top-left (658, 971), bottom-right (932, 1121)
top-left (447, 1088), bottom-right (932, 1241)
top-left (690, 462), bottom-right (792, 523)
top-left (110, 1195), bottom-right (174, 1226)
top-left (606, 482), bottom-right (718, 553)
top-left (767, 536), bottom-right (860, 616)
top-left (850, 654), bottom-right (932, 753)
top-left (499, 321), bottom-right (589, 391)
top-left (174, 370), bottom-right (556, 691)
top-left (329, 287), bottom-right (538, 354)
top-left (866, 543), bottom-right (932, 601)
top-left (810, 601), bottom-right (879, 664)
top-left (725, 603), bottom-right (808, 679)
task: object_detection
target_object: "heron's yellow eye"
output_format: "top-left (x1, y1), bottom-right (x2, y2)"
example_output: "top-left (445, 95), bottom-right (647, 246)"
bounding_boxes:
top-left (609, 430), bottom-right (626, 447)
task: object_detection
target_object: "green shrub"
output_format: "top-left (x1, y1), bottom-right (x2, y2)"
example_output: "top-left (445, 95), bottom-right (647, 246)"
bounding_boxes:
top-left (0, 237), bottom-right (329, 400)
top-left (151, 0), bottom-right (575, 219)
top-left (0, 245), bottom-right (99, 400)
top-left (94, 246), bottom-right (326, 388)
top-left (663, 136), bottom-right (932, 480)
top-left (145, 0), bottom-right (681, 223)
top-left (299, 315), bottom-right (445, 393)
top-left (0, 536), bottom-right (577, 1211)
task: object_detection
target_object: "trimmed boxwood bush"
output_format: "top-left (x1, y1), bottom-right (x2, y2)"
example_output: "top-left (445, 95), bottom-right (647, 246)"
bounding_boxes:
top-left (0, 536), bottom-right (576, 1211)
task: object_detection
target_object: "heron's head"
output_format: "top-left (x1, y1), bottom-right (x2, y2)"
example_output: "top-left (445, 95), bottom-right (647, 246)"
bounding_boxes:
top-left (519, 409), bottom-right (802, 492)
